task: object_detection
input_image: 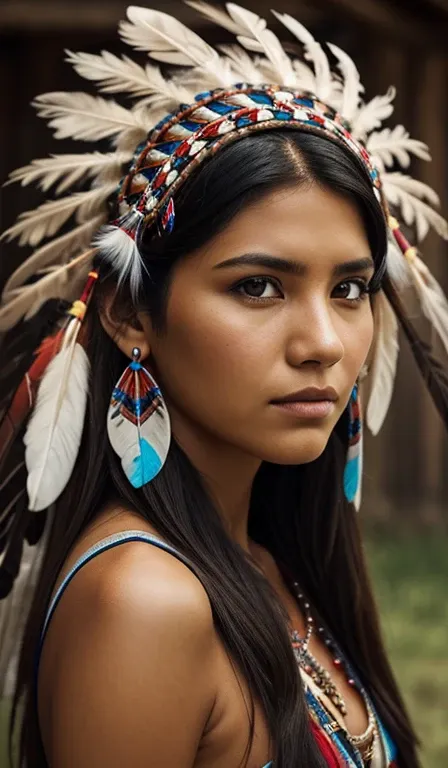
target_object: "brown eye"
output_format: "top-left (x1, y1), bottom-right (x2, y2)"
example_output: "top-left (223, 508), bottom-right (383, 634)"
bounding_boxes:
top-left (235, 277), bottom-right (282, 299)
top-left (333, 280), bottom-right (369, 302)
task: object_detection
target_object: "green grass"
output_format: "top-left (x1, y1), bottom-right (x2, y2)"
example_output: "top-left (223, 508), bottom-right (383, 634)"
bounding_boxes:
top-left (0, 532), bottom-right (447, 767)
top-left (364, 530), bottom-right (448, 768)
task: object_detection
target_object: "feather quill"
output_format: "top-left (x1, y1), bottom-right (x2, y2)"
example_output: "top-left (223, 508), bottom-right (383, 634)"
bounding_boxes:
top-left (366, 125), bottom-right (431, 172)
top-left (24, 319), bottom-right (90, 512)
top-left (0, 250), bottom-right (94, 331)
top-left (225, 5), bottom-right (296, 87)
top-left (33, 92), bottom-right (147, 142)
top-left (4, 151), bottom-right (130, 196)
top-left (0, 184), bottom-right (116, 248)
top-left (366, 291), bottom-right (399, 435)
top-left (350, 86), bottom-right (396, 140)
top-left (119, 6), bottom-right (233, 87)
top-left (271, 11), bottom-right (333, 100)
top-left (383, 173), bottom-right (448, 241)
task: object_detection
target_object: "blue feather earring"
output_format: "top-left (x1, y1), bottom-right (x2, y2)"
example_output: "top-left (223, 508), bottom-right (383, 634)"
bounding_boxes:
top-left (107, 347), bottom-right (171, 488)
top-left (343, 382), bottom-right (363, 510)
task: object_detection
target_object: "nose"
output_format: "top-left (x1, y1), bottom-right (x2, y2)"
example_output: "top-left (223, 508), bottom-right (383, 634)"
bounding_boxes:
top-left (285, 300), bottom-right (344, 368)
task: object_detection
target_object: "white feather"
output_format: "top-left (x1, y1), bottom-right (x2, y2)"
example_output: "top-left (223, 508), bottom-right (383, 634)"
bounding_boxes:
top-left (24, 321), bottom-right (90, 512)
top-left (5, 151), bottom-right (131, 196)
top-left (383, 173), bottom-right (448, 241)
top-left (366, 125), bottom-right (431, 172)
top-left (385, 234), bottom-right (412, 289)
top-left (2, 215), bottom-right (104, 297)
top-left (0, 250), bottom-right (94, 331)
top-left (271, 11), bottom-right (333, 100)
top-left (350, 86), bottom-right (396, 140)
top-left (93, 218), bottom-right (148, 298)
top-left (366, 291), bottom-right (399, 435)
top-left (326, 43), bottom-right (364, 122)
top-left (408, 254), bottom-right (448, 356)
top-left (353, 424), bottom-right (363, 512)
top-left (185, 0), bottom-right (243, 34)
top-left (120, 6), bottom-right (233, 87)
top-left (291, 59), bottom-right (317, 92)
top-left (225, 4), bottom-right (296, 86)
top-left (0, 183), bottom-right (116, 247)
top-left (218, 44), bottom-right (265, 83)
top-left (65, 49), bottom-right (193, 106)
top-left (33, 91), bottom-right (146, 142)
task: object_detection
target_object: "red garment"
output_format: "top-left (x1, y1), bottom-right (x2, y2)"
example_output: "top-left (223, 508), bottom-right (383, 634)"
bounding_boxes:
top-left (310, 719), bottom-right (341, 768)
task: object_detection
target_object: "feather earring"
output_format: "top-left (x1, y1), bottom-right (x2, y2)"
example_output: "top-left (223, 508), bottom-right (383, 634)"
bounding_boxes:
top-left (343, 383), bottom-right (363, 510)
top-left (107, 347), bottom-right (171, 488)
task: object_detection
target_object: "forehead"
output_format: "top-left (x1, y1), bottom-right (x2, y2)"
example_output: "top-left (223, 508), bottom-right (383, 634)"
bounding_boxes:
top-left (198, 183), bottom-right (371, 266)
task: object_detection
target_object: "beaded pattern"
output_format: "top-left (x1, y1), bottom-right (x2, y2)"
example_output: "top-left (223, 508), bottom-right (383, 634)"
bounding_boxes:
top-left (287, 577), bottom-right (397, 767)
top-left (113, 84), bottom-right (382, 239)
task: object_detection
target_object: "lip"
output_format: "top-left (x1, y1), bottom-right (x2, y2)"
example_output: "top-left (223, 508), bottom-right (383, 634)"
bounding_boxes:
top-left (272, 400), bottom-right (335, 418)
top-left (271, 386), bottom-right (338, 404)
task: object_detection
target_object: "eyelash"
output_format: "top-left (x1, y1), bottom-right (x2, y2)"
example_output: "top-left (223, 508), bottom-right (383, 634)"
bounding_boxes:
top-left (231, 276), bottom-right (371, 304)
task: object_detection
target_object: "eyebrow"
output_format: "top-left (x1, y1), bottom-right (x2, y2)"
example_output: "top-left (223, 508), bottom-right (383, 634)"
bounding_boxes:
top-left (213, 253), bottom-right (375, 277)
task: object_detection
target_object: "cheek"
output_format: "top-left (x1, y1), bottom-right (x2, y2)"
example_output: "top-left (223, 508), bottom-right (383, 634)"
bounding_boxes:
top-left (150, 291), bottom-right (269, 418)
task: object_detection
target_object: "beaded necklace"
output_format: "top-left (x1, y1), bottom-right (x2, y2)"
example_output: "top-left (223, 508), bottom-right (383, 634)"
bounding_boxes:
top-left (287, 578), bottom-right (380, 765)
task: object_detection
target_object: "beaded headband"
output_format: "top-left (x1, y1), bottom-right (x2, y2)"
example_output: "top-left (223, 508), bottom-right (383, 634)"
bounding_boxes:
top-left (102, 84), bottom-right (381, 292)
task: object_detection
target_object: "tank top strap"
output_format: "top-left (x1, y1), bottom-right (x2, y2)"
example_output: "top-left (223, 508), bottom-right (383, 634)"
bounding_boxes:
top-left (39, 530), bottom-right (199, 650)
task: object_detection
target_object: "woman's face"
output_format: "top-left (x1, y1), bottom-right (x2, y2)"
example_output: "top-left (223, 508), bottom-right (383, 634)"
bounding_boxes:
top-left (146, 183), bottom-right (375, 466)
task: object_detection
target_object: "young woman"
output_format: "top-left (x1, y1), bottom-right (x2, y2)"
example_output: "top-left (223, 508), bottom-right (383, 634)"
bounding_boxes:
top-left (1, 4), bottom-right (447, 767)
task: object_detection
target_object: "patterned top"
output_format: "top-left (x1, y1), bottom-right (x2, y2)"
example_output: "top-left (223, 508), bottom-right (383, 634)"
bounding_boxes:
top-left (38, 531), bottom-right (398, 768)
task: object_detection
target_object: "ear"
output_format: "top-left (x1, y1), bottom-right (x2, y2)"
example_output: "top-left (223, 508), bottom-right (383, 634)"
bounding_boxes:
top-left (98, 289), bottom-right (151, 362)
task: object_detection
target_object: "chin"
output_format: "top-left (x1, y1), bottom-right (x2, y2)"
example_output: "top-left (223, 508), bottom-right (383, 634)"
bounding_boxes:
top-left (255, 427), bottom-right (332, 466)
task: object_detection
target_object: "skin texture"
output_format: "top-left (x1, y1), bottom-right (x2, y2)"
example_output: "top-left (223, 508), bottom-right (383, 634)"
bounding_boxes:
top-left (39, 182), bottom-right (376, 767)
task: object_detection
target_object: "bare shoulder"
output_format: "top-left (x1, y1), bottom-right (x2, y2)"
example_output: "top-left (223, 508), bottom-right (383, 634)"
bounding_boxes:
top-left (39, 509), bottom-right (217, 767)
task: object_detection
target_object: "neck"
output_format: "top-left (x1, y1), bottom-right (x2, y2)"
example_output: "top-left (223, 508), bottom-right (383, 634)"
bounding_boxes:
top-left (170, 410), bottom-right (261, 553)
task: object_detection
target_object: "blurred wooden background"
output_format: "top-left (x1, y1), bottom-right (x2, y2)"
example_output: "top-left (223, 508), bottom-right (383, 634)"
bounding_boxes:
top-left (1, 0), bottom-right (447, 524)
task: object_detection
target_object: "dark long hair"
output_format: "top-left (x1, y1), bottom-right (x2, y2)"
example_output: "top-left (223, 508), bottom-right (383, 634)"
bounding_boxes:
top-left (10, 131), bottom-right (420, 766)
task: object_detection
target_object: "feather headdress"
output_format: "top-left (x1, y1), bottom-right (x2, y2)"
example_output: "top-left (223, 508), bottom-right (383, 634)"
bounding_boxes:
top-left (1, 1), bottom-right (448, 594)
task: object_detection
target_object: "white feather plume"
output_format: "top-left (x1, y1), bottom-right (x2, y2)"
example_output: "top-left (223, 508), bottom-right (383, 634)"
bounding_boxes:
top-left (350, 86), bottom-right (396, 140)
top-left (408, 254), bottom-right (448, 356)
top-left (93, 218), bottom-right (148, 298)
top-left (225, 4), bottom-right (296, 87)
top-left (383, 173), bottom-right (448, 241)
top-left (0, 183), bottom-right (116, 247)
top-left (0, 250), bottom-right (94, 331)
top-left (366, 125), bottom-right (431, 172)
top-left (2, 215), bottom-right (105, 298)
top-left (33, 92), bottom-right (147, 142)
top-left (119, 6), bottom-right (233, 87)
top-left (24, 320), bottom-right (90, 512)
top-left (366, 291), bottom-right (399, 435)
top-left (218, 44), bottom-right (265, 83)
top-left (5, 151), bottom-right (131, 196)
top-left (271, 11), bottom-right (333, 101)
top-left (185, 0), bottom-right (243, 35)
top-left (291, 59), bottom-right (317, 92)
top-left (326, 43), bottom-right (364, 122)
top-left (385, 234), bottom-right (412, 289)
top-left (65, 49), bottom-right (193, 107)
